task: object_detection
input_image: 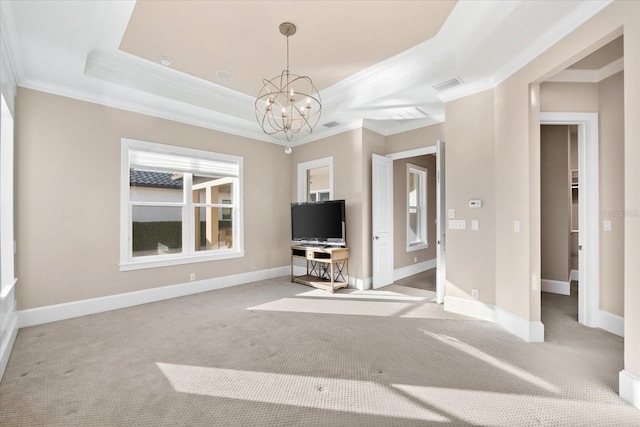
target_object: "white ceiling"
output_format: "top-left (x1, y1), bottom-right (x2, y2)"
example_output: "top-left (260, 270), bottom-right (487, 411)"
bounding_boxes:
top-left (0, 0), bottom-right (615, 147)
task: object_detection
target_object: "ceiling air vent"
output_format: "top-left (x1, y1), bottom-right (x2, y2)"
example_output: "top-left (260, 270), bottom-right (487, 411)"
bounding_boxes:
top-left (323, 121), bottom-right (340, 128)
top-left (388, 107), bottom-right (430, 122)
top-left (432, 77), bottom-right (464, 93)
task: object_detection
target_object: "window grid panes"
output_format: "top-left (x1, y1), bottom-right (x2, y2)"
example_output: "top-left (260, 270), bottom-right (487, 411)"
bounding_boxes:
top-left (121, 139), bottom-right (243, 270)
top-left (407, 164), bottom-right (427, 249)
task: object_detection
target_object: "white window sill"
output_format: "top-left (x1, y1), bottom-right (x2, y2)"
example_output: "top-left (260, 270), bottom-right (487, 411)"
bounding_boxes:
top-left (406, 243), bottom-right (429, 252)
top-left (120, 250), bottom-right (244, 271)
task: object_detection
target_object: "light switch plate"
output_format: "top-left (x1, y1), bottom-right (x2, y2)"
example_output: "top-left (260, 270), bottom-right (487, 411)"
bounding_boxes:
top-left (471, 220), bottom-right (479, 231)
top-left (448, 219), bottom-right (466, 230)
top-left (604, 220), bottom-right (612, 232)
top-left (448, 209), bottom-right (455, 219)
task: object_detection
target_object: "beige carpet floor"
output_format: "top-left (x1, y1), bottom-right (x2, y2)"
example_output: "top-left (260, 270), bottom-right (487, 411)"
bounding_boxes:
top-left (0, 277), bottom-right (638, 426)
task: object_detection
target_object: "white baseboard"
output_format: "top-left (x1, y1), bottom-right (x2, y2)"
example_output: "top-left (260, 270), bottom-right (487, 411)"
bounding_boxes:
top-left (496, 306), bottom-right (544, 342)
top-left (597, 309), bottom-right (624, 337)
top-left (541, 279), bottom-right (570, 295)
top-left (1, 282), bottom-right (19, 382)
top-left (393, 258), bottom-right (437, 281)
top-left (444, 295), bottom-right (496, 322)
top-left (350, 276), bottom-right (372, 290)
top-left (619, 370), bottom-right (640, 409)
top-left (19, 266), bottom-right (290, 328)
top-left (570, 269), bottom-right (579, 282)
top-left (444, 295), bottom-right (544, 342)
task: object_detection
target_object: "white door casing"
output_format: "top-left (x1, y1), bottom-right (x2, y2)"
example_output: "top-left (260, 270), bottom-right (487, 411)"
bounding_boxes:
top-left (540, 113), bottom-right (599, 328)
top-left (436, 140), bottom-right (446, 304)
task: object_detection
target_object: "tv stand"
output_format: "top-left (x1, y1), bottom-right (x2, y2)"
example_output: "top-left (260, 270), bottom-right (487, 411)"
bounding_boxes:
top-left (291, 245), bottom-right (349, 293)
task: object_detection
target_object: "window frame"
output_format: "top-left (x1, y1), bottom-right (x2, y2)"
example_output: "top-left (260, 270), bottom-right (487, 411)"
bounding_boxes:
top-left (120, 138), bottom-right (244, 271)
top-left (406, 163), bottom-right (429, 252)
top-left (297, 157), bottom-right (333, 202)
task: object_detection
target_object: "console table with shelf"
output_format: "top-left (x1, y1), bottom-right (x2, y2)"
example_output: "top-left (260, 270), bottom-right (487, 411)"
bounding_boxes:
top-left (291, 245), bottom-right (349, 293)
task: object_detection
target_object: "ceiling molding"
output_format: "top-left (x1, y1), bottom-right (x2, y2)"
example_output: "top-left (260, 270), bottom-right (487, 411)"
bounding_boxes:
top-left (18, 76), bottom-right (277, 144)
top-left (0, 0), bottom-right (24, 86)
top-left (436, 0), bottom-right (614, 104)
top-left (363, 116), bottom-right (444, 137)
top-left (85, 49), bottom-right (255, 120)
top-left (546, 57), bottom-right (623, 83)
top-left (4, 1), bottom-right (615, 146)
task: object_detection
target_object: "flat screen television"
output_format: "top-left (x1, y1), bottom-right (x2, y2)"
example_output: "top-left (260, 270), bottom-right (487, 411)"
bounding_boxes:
top-left (291, 199), bottom-right (346, 246)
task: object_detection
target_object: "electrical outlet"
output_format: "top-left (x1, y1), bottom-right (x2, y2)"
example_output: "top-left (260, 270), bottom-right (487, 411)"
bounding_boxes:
top-left (189, 273), bottom-right (196, 281)
top-left (414, 257), bottom-right (417, 263)
top-left (471, 289), bottom-right (479, 300)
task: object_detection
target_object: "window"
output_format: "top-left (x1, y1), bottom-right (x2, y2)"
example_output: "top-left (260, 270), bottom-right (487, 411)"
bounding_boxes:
top-left (407, 163), bottom-right (428, 251)
top-left (297, 157), bottom-right (333, 202)
top-left (120, 139), bottom-right (243, 270)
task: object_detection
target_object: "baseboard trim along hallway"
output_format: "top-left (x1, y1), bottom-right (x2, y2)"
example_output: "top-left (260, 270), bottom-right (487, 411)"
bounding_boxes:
top-left (444, 295), bottom-right (544, 342)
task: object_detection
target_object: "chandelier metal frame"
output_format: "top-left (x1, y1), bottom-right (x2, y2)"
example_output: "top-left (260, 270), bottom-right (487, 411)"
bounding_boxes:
top-left (255, 22), bottom-right (322, 142)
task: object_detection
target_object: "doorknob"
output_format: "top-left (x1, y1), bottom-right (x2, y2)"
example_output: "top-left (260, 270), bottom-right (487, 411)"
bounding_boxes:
top-left (579, 245), bottom-right (583, 250)
top-left (374, 236), bottom-right (380, 240)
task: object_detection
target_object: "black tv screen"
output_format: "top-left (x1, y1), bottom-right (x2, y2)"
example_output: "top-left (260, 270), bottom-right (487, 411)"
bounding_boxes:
top-left (291, 200), bottom-right (346, 246)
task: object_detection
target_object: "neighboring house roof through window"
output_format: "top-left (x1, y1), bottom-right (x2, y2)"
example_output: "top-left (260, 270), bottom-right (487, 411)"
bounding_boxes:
top-left (130, 170), bottom-right (183, 189)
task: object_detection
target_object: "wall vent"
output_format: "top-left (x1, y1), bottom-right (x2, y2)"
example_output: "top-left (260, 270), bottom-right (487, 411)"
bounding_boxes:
top-left (432, 77), bottom-right (464, 93)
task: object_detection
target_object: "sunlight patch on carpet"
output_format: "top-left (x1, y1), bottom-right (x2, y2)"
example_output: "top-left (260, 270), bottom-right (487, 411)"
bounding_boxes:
top-left (156, 363), bottom-right (449, 422)
top-left (419, 329), bottom-right (561, 394)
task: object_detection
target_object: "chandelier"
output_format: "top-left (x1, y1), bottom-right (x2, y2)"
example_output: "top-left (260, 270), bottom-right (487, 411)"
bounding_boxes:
top-left (255, 22), bottom-right (322, 145)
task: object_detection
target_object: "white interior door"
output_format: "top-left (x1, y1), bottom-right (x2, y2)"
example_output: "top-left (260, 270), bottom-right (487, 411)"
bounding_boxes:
top-left (436, 140), bottom-right (446, 304)
top-left (372, 154), bottom-right (394, 288)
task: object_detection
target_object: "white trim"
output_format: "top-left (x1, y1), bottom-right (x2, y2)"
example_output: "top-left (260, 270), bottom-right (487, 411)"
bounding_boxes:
top-left (544, 57), bottom-right (624, 83)
top-left (541, 279), bottom-right (570, 296)
top-left (406, 163), bottom-right (428, 250)
top-left (619, 370), bottom-right (640, 409)
top-left (540, 113), bottom-right (599, 329)
top-left (393, 258), bottom-right (437, 282)
top-left (570, 269), bottom-right (579, 282)
top-left (119, 251), bottom-right (246, 272)
top-left (350, 276), bottom-right (372, 291)
top-left (19, 266), bottom-right (289, 328)
top-left (120, 138), bottom-right (244, 270)
top-left (297, 157), bottom-right (334, 203)
top-left (0, 282), bottom-right (18, 381)
top-left (495, 306), bottom-right (545, 343)
top-left (386, 146), bottom-right (436, 160)
top-left (597, 309), bottom-right (624, 337)
top-left (438, 1), bottom-right (612, 103)
top-left (444, 295), bottom-right (496, 322)
top-left (444, 296), bottom-right (545, 342)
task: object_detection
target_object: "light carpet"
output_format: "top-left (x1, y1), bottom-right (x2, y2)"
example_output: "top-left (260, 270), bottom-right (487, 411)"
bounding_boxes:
top-left (0, 277), bottom-right (638, 426)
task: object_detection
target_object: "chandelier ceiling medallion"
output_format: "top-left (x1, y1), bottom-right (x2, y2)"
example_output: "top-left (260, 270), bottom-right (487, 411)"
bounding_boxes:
top-left (255, 22), bottom-right (322, 148)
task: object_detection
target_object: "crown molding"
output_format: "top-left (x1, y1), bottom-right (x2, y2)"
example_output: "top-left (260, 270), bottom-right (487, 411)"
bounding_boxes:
top-left (18, 76), bottom-right (277, 144)
top-left (436, 0), bottom-right (613, 103)
top-left (85, 49), bottom-right (256, 121)
top-left (0, 0), bottom-right (23, 105)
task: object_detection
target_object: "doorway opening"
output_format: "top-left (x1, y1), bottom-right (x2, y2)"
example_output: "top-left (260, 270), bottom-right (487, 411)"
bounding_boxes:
top-left (371, 141), bottom-right (446, 304)
top-left (539, 113), bottom-right (599, 329)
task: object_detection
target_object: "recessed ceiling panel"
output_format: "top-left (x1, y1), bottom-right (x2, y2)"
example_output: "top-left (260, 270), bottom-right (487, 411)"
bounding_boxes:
top-left (119, 0), bottom-right (457, 96)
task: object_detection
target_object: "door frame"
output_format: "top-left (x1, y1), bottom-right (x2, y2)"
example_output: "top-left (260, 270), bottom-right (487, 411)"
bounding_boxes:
top-left (383, 144), bottom-right (445, 303)
top-left (540, 112), bottom-right (599, 327)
